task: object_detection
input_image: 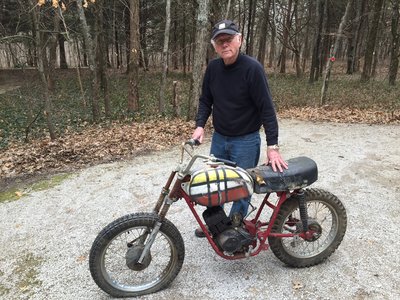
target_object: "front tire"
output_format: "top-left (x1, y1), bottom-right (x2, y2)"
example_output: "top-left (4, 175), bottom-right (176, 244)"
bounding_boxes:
top-left (89, 213), bottom-right (185, 297)
top-left (268, 188), bottom-right (347, 267)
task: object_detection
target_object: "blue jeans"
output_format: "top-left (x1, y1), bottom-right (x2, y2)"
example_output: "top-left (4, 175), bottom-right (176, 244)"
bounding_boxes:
top-left (210, 131), bottom-right (261, 218)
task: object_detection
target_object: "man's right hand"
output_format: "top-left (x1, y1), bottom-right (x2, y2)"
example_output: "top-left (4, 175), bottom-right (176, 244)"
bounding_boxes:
top-left (192, 127), bottom-right (205, 144)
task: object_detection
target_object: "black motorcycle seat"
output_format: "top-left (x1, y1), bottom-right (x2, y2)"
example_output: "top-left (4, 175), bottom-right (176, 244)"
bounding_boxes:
top-left (247, 156), bottom-right (318, 193)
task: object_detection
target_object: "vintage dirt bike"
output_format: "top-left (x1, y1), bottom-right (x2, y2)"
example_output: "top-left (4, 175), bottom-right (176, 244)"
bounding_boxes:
top-left (89, 139), bottom-right (347, 297)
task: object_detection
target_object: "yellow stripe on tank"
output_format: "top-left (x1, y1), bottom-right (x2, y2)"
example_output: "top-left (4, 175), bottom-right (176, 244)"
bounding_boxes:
top-left (191, 168), bottom-right (240, 184)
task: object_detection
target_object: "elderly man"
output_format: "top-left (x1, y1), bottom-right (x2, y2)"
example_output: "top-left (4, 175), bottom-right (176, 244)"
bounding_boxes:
top-left (192, 20), bottom-right (287, 237)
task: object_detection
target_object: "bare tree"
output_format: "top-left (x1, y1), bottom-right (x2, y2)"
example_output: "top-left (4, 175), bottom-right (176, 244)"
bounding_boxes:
top-left (389, 0), bottom-right (400, 85)
top-left (188, 0), bottom-right (210, 120)
top-left (309, 0), bottom-right (326, 83)
top-left (361, 0), bottom-right (385, 82)
top-left (279, 0), bottom-right (293, 74)
top-left (321, 0), bottom-right (353, 105)
top-left (225, 0), bottom-right (232, 19)
top-left (48, 9), bottom-right (60, 91)
top-left (257, 0), bottom-right (272, 66)
top-left (30, 0), bottom-right (56, 140)
top-left (159, 0), bottom-right (171, 114)
top-left (268, 0), bottom-right (277, 68)
top-left (96, 0), bottom-right (111, 117)
top-left (246, 0), bottom-right (257, 56)
top-left (76, 0), bottom-right (100, 122)
top-left (128, 0), bottom-right (140, 112)
top-left (301, 0), bottom-right (314, 73)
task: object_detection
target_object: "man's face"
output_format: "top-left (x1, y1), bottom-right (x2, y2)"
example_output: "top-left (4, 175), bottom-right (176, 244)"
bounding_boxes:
top-left (212, 33), bottom-right (242, 65)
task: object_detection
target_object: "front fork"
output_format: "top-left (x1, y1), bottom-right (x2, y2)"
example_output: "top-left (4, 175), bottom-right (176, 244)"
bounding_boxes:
top-left (137, 172), bottom-right (182, 263)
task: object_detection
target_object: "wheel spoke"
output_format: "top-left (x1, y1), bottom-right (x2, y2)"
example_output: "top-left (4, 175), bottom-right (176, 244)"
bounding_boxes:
top-left (89, 214), bottom-right (184, 297)
top-left (102, 227), bottom-right (173, 290)
top-left (268, 189), bottom-right (347, 267)
top-left (281, 200), bottom-right (338, 258)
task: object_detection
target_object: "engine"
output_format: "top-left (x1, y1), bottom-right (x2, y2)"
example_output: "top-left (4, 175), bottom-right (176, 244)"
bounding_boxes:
top-left (202, 206), bottom-right (254, 253)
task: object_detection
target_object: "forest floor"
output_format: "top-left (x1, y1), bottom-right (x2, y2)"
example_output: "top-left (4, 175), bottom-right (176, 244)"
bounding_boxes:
top-left (1, 105), bottom-right (399, 193)
top-left (0, 68), bottom-right (32, 93)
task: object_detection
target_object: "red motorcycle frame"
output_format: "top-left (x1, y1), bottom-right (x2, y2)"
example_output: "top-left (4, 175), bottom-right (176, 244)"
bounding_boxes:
top-left (89, 139), bottom-right (347, 297)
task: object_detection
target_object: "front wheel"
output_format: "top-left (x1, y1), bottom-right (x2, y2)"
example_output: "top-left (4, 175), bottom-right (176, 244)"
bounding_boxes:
top-left (89, 213), bottom-right (185, 297)
top-left (268, 188), bottom-right (347, 267)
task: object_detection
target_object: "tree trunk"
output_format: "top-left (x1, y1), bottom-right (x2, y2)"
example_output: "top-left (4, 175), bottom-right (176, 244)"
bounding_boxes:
top-left (293, 0), bottom-right (302, 77)
top-left (188, 0), bottom-right (210, 120)
top-left (48, 9), bottom-right (60, 92)
top-left (372, 0), bottom-right (386, 78)
top-left (225, 0), bottom-right (232, 19)
top-left (353, 0), bottom-right (368, 73)
top-left (321, 0), bottom-right (353, 105)
top-left (128, 0), bottom-right (140, 112)
top-left (280, 0), bottom-right (293, 73)
top-left (30, 0), bottom-right (56, 140)
top-left (346, 0), bottom-right (356, 74)
top-left (257, 0), bottom-right (271, 66)
top-left (96, 0), bottom-right (111, 118)
top-left (139, 0), bottom-right (149, 70)
top-left (389, 0), bottom-right (400, 85)
top-left (347, 0), bottom-right (368, 74)
top-left (361, 0), bottom-right (384, 82)
top-left (309, 0), bottom-right (325, 83)
top-left (159, 0), bottom-right (171, 114)
top-left (125, 6), bottom-right (131, 72)
top-left (76, 0), bottom-right (100, 122)
top-left (58, 33), bottom-right (68, 69)
top-left (246, 0), bottom-right (256, 56)
top-left (172, 2), bottom-right (179, 70)
top-left (182, 8), bottom-right (187, 74)
top-left (302, 0), bottom-right (313, 73)
top-left (113, 1), bottom-right (121, 69)
top-left (319, 0), bottom-right (329, 78)
top-left (268, 0), bottom-right (277, 68)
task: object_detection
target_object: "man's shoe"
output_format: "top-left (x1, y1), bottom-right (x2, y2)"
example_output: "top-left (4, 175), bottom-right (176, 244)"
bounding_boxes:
top-left (194, 227), bottom-right (207, 238)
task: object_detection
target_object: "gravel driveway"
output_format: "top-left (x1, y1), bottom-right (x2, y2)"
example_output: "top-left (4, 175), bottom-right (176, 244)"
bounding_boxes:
top-left (0, 119), bottom-right (399, 300)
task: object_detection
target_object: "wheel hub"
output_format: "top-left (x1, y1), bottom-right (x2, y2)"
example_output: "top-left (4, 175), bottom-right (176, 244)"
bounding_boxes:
top-left (296, 219), bottom-right (322, 242)
top-left (125, 245), bottom-right (152, 271)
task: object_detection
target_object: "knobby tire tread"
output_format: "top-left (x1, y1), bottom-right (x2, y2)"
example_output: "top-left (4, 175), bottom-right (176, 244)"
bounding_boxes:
top-left (268, 188), bottom-right (347, 268)
top-left (89, 212), bottom-right (185, 297)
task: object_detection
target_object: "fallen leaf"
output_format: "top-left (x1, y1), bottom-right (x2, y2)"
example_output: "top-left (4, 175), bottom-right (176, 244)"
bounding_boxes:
top-left (77, 255), bottom-right (86, 262)
top-left (292, 280), bottom-right (303, 290)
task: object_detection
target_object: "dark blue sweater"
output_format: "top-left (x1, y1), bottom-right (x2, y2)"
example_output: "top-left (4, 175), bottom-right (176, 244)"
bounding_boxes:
top-left (195, 54), bottom-right (279, 145)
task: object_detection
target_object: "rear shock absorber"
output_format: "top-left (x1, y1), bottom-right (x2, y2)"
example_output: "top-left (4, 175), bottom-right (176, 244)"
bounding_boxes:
top-left (297, 189), bottom-right (308, 232)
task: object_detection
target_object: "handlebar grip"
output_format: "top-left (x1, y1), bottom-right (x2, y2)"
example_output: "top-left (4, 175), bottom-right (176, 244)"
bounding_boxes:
top-left (215, 158), bottom-right (237, 168)
top-left (186, 139), bottom-right (201, 146)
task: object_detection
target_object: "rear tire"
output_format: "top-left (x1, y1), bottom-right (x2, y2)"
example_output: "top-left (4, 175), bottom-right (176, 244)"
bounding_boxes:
top-left (268, 188), bottom-right (347, 267)
top-left (89, 213), bottom-right (185, 297)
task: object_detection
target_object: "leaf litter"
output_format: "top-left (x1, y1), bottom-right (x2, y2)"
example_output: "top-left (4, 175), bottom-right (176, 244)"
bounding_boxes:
top-left (0, 107), bottom-right (399, 182)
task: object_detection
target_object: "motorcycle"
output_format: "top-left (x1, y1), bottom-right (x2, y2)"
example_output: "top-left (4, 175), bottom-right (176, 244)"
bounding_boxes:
top-left (89, 139), bottom-right (347, 297)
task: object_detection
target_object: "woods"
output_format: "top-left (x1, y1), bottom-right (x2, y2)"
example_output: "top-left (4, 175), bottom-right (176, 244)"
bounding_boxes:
top-left (0, 0), bottom-right (399, 145)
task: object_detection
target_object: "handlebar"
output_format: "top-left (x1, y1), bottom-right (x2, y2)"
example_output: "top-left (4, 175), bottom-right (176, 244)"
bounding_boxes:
top-left (214, 158), bottom-right (237, 168)
top-left (184, 139), bottom-right (201, 147)
top-left (181, 139), bottom-right (237, 168)
top-left (180, 139), bottom-right (201, 163)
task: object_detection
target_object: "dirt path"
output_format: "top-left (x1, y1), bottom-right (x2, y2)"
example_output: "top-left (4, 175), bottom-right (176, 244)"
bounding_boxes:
top-left (0, 119), bottom-right (399, 299)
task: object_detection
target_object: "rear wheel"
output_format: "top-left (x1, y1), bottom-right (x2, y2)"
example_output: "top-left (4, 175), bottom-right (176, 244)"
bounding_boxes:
top-left (89, 213), bottom-right (185, 297)
top-left (268, 188), bottom-right (347, 267)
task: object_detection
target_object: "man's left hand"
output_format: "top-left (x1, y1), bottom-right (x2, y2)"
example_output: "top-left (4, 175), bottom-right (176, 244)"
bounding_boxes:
top-left (266, 148), bottom-right (288, 172)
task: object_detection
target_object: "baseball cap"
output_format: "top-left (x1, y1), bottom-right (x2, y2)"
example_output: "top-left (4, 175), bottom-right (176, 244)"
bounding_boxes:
top-left (211, 20), bottom-right (239, 40)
